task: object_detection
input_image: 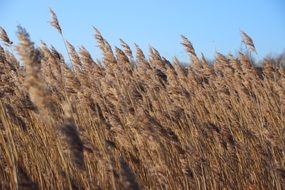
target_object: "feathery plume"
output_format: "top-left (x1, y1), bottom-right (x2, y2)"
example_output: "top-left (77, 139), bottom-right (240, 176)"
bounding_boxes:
top-left (0, 26), bottom-right (13, 45)
top-left (16, 26), bottom-right (52, 116)
top-left (181, 35), bottom-right (196, 57)
top-left (119, 39), bottom-right (133, 59)
top-left (94, 27), bottom-right (105, 51)
top-left (149, 47), bottom-right (162, 61)
top-left (93, 27), bottom-right (116, 67)
top-left (241, 30), bottom-right (256, 52)
top-left (173, 56), bottom-right (187, 79)
top-left (66, 41), bottom-right (82, 70)
top-left (115, 47), bottom-right (129, 63)
top-left (49, 8), bottom-right (62, 34)
top-left (79, 46), bottom-right (94, 70)
top-left (135, 43), bottom-right (145, 62)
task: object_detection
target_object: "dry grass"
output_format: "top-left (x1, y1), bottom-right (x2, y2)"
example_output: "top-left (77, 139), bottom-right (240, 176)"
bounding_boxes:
top-left (0, 10), bottom-right (284, 190)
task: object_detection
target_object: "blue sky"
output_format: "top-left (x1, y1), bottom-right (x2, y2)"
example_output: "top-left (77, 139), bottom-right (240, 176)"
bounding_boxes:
top-left (0, 0), bottom-right (285, 62)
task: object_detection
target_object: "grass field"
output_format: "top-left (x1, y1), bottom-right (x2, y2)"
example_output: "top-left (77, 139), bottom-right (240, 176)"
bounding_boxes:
top-left (0, 10), bottom-right (284, 190)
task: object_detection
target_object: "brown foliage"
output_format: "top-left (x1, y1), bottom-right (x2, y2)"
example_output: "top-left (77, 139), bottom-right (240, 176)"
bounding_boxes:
top-left (0, 12), bottom-right (284, 190)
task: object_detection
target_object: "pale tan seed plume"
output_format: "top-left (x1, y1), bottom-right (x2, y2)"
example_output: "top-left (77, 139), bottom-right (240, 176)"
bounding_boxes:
top-left (38, 43), bottom-right (65, 93)
top-left (15, 26), bottom-right (51, 116)
top-left (214, 52), bottom-right (229, 72)
top-left (94, 27), bottom-right (105, 51)
top-left (241, 30), bottom-right (256, 52)
top-left (49, 8), bottom-right (62, 34)
top-left (79, 46), bottom-right (95, 71)
top-left (49, 9), bottom-right (75, 69)
top-left (0, 26), bottom-right (13, 45)
top-left (181, 35), bottom-right (202, 72)
top-left (66, 40), bottom-right (82, 71)
top-left (16, 26), bottom-right (41, 80)
top-left (135, 43), bottom-right (151, 73)
top-left (94, 27), bottom-right (117, 67)
top-left (181, 35), bottom-right (196, 57)
top-left (149, 47), bottom-right (162, 61)
top-left (201, 53), bottom-right (215, 77)
top-left (119, 39), bottom-right (133, 59)
top-left (135, 43), bottom-right (145, 62)
top-left (4, 50), bottom-right (20, 73)
top-left (115, 47), bottom-right (129, 64)
top-left (173, 56), bottom-right (187, 80)
top-left (149, 46), bottom-right (168, 72)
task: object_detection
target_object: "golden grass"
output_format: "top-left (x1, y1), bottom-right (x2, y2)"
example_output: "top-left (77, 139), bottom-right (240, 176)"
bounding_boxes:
top-left (0, 10), bottom-right (284, 190)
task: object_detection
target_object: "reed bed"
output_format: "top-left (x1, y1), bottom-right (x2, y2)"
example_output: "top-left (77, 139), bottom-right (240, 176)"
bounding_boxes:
top-left (0, 10), bottom-right (284, 190)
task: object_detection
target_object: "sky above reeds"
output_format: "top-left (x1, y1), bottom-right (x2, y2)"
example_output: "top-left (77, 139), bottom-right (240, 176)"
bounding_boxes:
top-left (0, 0), bottom-right (285, 62)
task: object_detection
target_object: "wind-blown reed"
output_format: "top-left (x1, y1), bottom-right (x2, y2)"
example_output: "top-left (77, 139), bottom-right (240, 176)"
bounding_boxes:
top-left (0, 9), bottom-right (284, 190)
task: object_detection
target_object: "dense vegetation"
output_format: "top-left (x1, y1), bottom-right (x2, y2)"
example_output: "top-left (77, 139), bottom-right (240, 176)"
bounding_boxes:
top-left (0, 10), bottom-right (284, 190)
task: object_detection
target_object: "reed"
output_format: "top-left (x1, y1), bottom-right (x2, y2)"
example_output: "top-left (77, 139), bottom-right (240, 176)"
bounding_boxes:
top-left (0, 9), bottom-right (284, 190)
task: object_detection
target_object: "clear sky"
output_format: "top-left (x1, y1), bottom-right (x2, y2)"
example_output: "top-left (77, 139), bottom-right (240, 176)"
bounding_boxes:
top-left (0, 0), bottom-right (285, 62)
